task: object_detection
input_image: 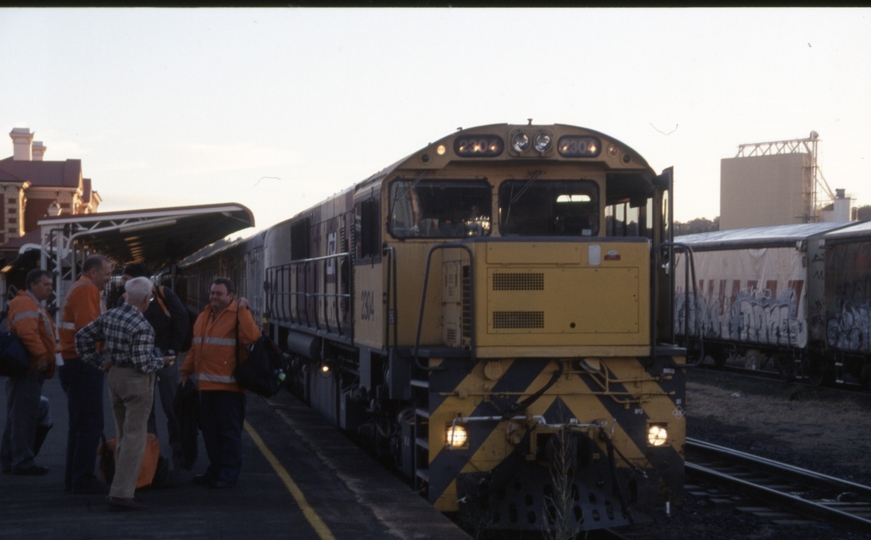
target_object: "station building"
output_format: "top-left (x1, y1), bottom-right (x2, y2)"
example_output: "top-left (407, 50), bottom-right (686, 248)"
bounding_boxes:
top-left (0, 127), bottom-right (101, 265)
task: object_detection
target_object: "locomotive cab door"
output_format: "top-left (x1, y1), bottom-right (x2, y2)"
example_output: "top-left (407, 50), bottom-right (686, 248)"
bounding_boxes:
top-left (652, 167), bottom-right (675, 343)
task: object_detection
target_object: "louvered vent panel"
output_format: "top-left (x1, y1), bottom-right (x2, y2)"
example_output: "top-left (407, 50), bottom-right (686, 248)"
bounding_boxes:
top-left (446, 327), bottom-right (457, 344)
top-left (492, 311), bottom-right (545, 329)
top-left (492, 273), bottom-right (544, 291)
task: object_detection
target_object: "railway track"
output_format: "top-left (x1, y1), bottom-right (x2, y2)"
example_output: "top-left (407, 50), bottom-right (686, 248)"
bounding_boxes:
top-left (685, 437), bottom-right (871, 531)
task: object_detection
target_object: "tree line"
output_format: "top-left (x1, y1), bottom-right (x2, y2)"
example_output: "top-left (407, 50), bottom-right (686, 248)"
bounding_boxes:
top-left (675, 205), bottom-right (870, 236)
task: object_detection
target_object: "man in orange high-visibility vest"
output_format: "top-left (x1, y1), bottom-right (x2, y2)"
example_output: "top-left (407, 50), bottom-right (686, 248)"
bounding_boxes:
top-left (57, 254), bottom-right (113, 495)
top-left (1, 269), bottom-right (56, 475)
top-left (180, 277), bottom-right (259, 489)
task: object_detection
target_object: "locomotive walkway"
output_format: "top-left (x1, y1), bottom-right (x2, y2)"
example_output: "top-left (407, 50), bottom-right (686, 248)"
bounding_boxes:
top-left (0, 355), bottom-right (471, 540)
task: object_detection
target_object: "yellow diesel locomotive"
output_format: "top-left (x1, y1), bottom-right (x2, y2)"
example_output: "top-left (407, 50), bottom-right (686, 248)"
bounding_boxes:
top-left (187, 123), bottom-right (686, 533)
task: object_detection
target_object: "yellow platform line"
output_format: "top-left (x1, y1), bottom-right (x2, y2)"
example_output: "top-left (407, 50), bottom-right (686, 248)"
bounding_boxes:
top-left (244, 420), bottom-right (337, 540)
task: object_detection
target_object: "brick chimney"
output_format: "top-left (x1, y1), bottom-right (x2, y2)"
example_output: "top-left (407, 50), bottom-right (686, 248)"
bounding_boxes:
top-left (32, 140), bottom-right (46, 161)
top-left (9, 127), bottom-right (34, 161)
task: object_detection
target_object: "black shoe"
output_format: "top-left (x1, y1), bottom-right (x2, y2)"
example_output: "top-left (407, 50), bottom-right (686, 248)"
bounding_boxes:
top-left (11, 465), bottom-right (49, 476)
top-left (109, 497), bottom-right (146, 512)
top-left (72, 478), bottom-right (110, 494)
top-left (209, 480), bottom-right (236, 489)
top-left (192, 473), bottom-right (214, 486)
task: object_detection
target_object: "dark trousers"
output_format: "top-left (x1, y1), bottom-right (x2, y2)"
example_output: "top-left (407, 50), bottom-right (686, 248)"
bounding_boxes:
top-left (1, 370), bottom-right (44, 471)
top-left (146, 361), bottom-right (182, 460)
top-left (199, 390), bottom-right (245, 484)
top-left (58, 357), bottom-right (105, 490)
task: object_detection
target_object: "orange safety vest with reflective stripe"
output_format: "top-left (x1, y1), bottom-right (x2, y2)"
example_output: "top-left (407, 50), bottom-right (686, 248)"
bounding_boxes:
top-left (180, 301), bottom-right (260, 392)
top-left (58, 276), bottom-right (105, 359)
top-left (8, 290), bottom-right (57, 378)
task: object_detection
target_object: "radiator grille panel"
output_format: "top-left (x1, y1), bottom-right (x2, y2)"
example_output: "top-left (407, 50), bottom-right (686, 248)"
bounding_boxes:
top-left (492, 273), bottom-right (544, 291)
top-left (492, 311), bottom-right (545, 329)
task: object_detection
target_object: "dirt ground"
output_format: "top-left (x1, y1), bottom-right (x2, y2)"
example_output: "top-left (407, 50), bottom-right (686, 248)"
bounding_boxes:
top-left (686, 368), bottom-right (871, 486)
top-left (623, 367), bottom-right (871, 540)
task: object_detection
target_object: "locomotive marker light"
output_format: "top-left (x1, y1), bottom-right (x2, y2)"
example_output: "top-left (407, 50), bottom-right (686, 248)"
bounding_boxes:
top-left (454, 136), bottom-right (504, 157)
top-left (647, 424), bottom-right (668, 446)
top-left (436, 144), bottom-right (447, 155)
top-left (557, 136), bottom-right (602, 157)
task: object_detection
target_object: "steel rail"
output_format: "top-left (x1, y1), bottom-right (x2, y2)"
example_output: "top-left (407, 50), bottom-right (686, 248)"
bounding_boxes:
top-left (686, 437), bottom-right (871, 529)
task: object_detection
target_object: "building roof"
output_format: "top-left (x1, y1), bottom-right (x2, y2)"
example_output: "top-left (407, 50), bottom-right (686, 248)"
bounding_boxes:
top-left (0, 228), bottom-right (41, 250)
top-left (675, 222), bottom-right (852, 250)
top-left (823, 220), bottom-right (871, 243)
top-left (0, 166), bottom-right (26, 182)
top-left (0, 158), bottom-right (82, 188)
top-left (38, 203), bottom-right (255, 267)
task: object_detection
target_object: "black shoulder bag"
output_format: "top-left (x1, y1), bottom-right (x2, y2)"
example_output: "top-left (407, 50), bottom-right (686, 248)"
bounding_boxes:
top-left (232, 306), bottom-right (283, 397)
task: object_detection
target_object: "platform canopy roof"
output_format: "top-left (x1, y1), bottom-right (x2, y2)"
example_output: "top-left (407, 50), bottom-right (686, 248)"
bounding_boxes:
top-left (37, 203), bottom-right (255, 268)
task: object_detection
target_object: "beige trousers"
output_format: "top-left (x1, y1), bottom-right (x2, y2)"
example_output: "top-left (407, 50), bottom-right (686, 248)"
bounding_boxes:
top-left (107, 367), bottom-right (155, 499)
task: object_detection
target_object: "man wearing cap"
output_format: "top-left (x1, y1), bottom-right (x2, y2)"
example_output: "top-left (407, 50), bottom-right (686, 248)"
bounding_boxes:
top-left (117, 263), bottom-right (189, 466)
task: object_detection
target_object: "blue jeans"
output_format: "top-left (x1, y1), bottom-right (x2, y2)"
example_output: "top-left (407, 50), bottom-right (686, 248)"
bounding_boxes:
top-left (199, 390), bottom-right (246, 483)
top-left (58, 357), bottom-right (105, 490)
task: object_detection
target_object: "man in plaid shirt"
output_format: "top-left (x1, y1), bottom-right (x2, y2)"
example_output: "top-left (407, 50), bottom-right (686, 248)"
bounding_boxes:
top-left (75, 276), bottom-right (175, 512)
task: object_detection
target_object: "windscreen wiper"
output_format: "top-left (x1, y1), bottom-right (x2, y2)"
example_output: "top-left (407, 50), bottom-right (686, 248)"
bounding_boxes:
top-left (504, 170), bottom-right (542, 225)
top-left (393, 172), bottom-right (427, 203)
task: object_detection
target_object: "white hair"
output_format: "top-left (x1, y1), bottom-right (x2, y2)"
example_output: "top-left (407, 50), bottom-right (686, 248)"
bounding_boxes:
top-left (125, 276), bottom-right (152, 304)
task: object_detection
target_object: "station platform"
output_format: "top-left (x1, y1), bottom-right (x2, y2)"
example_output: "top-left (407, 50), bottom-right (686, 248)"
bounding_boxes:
top-left (0, 363), bottom-right (471, 540)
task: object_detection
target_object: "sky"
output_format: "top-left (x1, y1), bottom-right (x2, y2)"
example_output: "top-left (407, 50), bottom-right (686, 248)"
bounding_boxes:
top-left (1, 8), bottom-right (869, 238)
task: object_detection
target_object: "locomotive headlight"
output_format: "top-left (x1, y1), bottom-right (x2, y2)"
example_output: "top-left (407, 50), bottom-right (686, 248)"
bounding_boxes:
top-left (446, 424), bottom-right (468, 449)
top-left (647, 424), bottom-right (668, 447)
top-left (436, 144), bottom-right (447, 155)
top-left (533, 133), bottom-right (552, 153)
top-left (512, 132), bottom-right (530, 152)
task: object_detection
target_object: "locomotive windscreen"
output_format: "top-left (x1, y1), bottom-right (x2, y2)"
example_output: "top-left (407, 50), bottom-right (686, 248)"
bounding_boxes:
top-left (389, 178), bottom-right (491, 238)
top-left (499, 179), bottom-right (599, 236)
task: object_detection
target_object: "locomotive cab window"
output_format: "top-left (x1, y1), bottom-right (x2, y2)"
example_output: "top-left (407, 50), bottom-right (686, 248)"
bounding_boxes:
top-left (604, 173), bottom-right (654, 238)
top-left (355, 197), bottom-right (381, 260)
top-left (388, 178), bottom-right (491, 239)
top-left (499, 180), bottom-right (599, 236)
top-left (290, 218), bottom-right (310, 260)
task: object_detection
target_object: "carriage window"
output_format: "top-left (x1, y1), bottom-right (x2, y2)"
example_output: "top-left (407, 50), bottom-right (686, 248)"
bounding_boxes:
top-left (356, 197), bottom-right (381, 260)
top-left (499, 180), bottom-right (599, 236)
top-left (388, 179), bottom-right (491, 239)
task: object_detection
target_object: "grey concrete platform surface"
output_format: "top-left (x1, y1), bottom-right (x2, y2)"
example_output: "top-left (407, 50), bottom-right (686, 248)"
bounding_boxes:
top-left (0, 366), bottom-right (471, 540)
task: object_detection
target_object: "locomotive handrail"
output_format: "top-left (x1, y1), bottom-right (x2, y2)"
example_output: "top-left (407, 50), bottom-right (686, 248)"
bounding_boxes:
top-left (655, 241), bottom-right (704, 367)
top-left (413, 242), bottom-right (476, 372)
top-left (265, 251), bottom-right (353, 341)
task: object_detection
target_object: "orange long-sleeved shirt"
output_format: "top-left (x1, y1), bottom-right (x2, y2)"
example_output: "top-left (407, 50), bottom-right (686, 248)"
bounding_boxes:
top-left (8, 290), bottom-right (57, 378)
top-left (181, 301), bottom-right (260, 393)
top-left (58, 276), bottom-right (105, 359)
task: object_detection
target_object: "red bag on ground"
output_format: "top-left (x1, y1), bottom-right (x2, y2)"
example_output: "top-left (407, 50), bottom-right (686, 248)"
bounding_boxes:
top-left (97, 433), bottom-right (161, 488)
